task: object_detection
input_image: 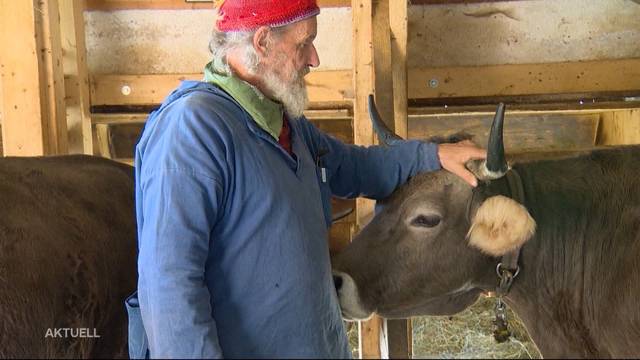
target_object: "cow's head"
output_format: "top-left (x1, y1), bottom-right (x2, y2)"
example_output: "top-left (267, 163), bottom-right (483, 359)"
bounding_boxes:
top-left (332, 96), bottom-right (536, 320)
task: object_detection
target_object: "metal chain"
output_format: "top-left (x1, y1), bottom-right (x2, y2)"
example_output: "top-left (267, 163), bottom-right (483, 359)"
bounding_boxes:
top-left (493, 263), bottom-right (520, 343)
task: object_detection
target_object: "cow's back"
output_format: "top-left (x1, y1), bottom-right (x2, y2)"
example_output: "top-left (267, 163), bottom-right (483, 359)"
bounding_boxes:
top-left (0, 155), bottom-right (136, 358)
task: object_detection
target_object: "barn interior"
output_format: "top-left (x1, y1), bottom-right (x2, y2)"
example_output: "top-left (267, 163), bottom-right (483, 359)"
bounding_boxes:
top-left (0, 0), bottom-right (639, 358)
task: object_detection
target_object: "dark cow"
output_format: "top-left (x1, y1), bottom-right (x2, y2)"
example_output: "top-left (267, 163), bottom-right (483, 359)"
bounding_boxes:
top-left (333, 97), bottom-right (640, 358)
top-left (0, 155), bottom-right (137, 358)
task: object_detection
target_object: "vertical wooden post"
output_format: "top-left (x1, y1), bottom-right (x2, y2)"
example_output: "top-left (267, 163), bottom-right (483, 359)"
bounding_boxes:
top-left (351, 0), bottom-right (375, 244)
top-left (60, 0), bottom-right (93, 154)
top-left (352, 0), bottom-right (385, 358)
top-left (390, 0), bottom-right (408, 139)
top-left (388, 2), bottom-right (412, 358)
top-left (0, 76), bottom-right (4, 155)
top-left (0, 0), bottom-right (68, 156)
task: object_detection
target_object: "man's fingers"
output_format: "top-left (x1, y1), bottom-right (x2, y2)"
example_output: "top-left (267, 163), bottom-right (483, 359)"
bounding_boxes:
top-left (466, 146), bottom-right (487, 160)
top-left (455, 140), bottom-right (487, 160)
top-left (448, 163), bottom-right (478, 187)
top-left (458, 167), bottom-right (478, 187)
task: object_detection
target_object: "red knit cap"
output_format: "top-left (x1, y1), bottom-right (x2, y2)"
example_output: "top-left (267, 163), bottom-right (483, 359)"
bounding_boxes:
top-left (215, 0), bottom-right (320, 32)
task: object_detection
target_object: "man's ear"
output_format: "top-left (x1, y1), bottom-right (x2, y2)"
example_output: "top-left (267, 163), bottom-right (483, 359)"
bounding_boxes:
top-left (253, 26), bottom-right (272, 58)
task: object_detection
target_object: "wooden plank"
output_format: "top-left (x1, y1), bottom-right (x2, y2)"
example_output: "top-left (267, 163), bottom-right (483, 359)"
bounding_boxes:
top-left (387, 319), bottom-right (412, 359)
top-left (372, 0), bottom-right (413, 358)
top-left (390, 0), bottom-right (408, 138)
top-left (89, 70), bottom-right (353, 107)
top-left (90, 73), bottom-right (200, 106)
top-left (41, 0), bottom-right (69, 155)
top-left (389, 2), bottom-right (412, 355)
top-left (87, 59), bottom-right (640, 109)
top-left (596, 109), bottom-right (640, 145)
top-left (359, 316), bottom-right (386, 359)
top-left (95, 123), bottom-right (113, 158)
top-left (0, 77), bottom-right (3, 155)
top-left (92, 110), bottom-right (351, 126)
top-left (352, 0), bottom-right (385, 358)
top-left (408, 58), bottom-right (640, 100)
top-left (351, 0), bottom-right (375, 228)
top-left (0, 0), bottom-right (68, 156)
top-left (60, 0), bottom-right (93, 155)
top-left (93, 113), bottom-right (149, 125)
top-left (408, 113), bottom-right (601, 151)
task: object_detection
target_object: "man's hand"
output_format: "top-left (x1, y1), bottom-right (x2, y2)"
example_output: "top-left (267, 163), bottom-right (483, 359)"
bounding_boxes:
top-left (437, 140), bottom-right (487, 187)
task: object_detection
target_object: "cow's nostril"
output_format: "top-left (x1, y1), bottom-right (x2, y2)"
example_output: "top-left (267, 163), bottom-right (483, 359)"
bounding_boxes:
top-left (333, 275), bottom-right (343, 292)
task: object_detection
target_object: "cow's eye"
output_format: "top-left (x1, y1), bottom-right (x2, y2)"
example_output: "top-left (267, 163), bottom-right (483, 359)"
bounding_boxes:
top-left (411, 215), bottom-right (441, 228)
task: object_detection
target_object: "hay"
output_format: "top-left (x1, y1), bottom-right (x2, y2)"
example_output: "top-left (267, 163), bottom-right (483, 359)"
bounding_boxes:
top-left (344, 296), bottom-right (541, 359)
top-left (412, 296), bottom-right (541, 359)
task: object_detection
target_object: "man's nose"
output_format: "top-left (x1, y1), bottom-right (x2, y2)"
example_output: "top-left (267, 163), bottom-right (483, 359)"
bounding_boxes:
top-left (308, 43), bottom-right (320, 68)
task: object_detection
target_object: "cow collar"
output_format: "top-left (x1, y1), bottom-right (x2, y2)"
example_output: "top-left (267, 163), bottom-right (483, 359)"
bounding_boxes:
top-left (500, 168), bottom-right (526, 277)
top-left (493, 168), bottom-right (526, 343)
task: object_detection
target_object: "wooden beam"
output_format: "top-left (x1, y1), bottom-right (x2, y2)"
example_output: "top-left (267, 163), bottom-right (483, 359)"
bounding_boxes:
top-left (352, 0), bottom-right (385, 358)
top-left (390, 0), bottom-right (408, 138)
top-left (408, 58), bottom-right (640, 101)
top-left (92, 110), bottom-right (351, 126)
top-left (596, 109), bottom-right (640, 145)
top-left (86, 59), bottom-right (639, 110)
top-left (40, 0), bottom-right (69, 155)
top-left (0, 0), bottom-right (68, 156)
top-left (60, 0), bottom-right (93, 155)
top-left (351, 0), bottom-right (375, 281)
top-left (95, 123), bottom-right (113, 158)
top-left (0, 73), bottom-right (3, 155)
top-left (89, 70), bottom-right (353, 107)
top-left (372, 1), bottom-right (413, 357)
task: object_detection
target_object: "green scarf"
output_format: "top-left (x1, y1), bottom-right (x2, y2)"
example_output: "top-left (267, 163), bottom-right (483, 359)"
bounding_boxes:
top-left (203, 60), bottom-right (283, 140)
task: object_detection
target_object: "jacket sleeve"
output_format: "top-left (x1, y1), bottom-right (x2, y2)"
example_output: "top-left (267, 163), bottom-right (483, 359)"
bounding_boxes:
top-left (136, 97), bottom-right (230, 358)
top-left (299, 119), bottom-right (441, 200)
top-left (137, 169), bottom-right (224, 359)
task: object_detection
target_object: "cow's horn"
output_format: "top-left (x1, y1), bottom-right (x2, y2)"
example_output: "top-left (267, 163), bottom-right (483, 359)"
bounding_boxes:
top-left (484, 103), bottom-right (508, 177)
top-left (368, 94), bottom-right (403, 146)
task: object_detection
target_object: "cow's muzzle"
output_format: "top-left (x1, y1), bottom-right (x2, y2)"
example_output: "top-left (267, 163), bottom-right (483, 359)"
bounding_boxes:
top-left (332, 270), bottom-right (374, 321)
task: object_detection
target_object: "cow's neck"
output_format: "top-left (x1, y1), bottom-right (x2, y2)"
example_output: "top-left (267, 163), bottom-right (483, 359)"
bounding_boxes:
top-left (487, 158), bottom-right (640, 358)
top-left (472, 164), bottom-right (603, 357)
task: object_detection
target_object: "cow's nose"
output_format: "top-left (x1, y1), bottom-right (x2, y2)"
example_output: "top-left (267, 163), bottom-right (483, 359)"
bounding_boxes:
top-left (333, 274), bottom-right (343, 292)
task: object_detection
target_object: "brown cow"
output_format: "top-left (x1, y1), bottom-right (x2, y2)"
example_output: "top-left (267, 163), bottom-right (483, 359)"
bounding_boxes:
top-left (333, 97), bottom-right (640, 358)
top-left (0, 155), bottom-right (137, 358)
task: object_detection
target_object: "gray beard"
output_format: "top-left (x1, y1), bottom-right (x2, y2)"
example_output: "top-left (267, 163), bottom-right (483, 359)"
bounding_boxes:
top-left (261, 68), bottom-right (309, 119)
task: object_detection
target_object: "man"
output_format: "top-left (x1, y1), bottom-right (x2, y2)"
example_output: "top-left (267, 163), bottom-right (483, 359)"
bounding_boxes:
top-left (127, 0), bottom-right (486, 358)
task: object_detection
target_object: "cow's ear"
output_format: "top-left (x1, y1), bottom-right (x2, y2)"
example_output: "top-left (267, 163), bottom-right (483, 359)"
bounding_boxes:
top-left (467, 195), bottom-right (536, 256)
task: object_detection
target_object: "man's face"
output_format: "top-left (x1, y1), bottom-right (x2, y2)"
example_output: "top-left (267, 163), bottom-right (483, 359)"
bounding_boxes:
top-left (259, 17), bottom-right (320, 118)
top-left (265, 17), bottom-right (319, 83)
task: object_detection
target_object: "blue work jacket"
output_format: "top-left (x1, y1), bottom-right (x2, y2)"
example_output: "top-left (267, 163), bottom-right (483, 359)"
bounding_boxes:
top-left (129, 81), bottom-right (441, 358)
